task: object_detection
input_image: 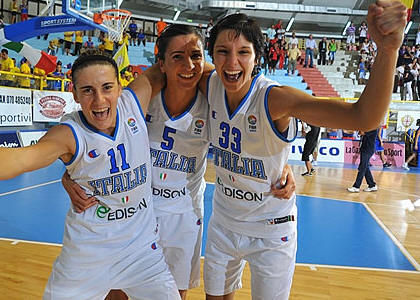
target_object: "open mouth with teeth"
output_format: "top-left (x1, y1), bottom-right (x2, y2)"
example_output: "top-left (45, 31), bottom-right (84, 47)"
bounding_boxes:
top-left (179, 73), bottom-right (195, 79)
top-left (224, 70), bottom-right (242, 82)
top-left (92, 108), bottom-right (110, 120)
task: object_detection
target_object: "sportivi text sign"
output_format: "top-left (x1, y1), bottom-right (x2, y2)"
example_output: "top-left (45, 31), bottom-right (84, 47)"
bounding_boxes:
top-left (0, 87), bottom-right (32, 126)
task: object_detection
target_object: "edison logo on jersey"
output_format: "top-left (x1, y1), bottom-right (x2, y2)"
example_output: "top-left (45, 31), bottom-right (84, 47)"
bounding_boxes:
top-left (216, 177), bottom-right (263, 202)
top-left (95, 198), bottom-right (148, 221)
top-left (152, 186), bottom-right (186, 199)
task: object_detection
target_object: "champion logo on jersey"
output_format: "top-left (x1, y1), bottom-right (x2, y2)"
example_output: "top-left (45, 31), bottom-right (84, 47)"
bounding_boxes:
top-left (151, 242), bottom-right (157, 250)
top-left (121, 196), bottom-right (129, 204)
top-left (281, 236), bottom-right (288, 242)
top-left (229, 175), bottom-right (235, 182)
top-left (196, 219), bottom-right (202, 226)
top-left (160, 173), bottom-right (167, 180)
top-left (88, 149), bottom-right (99, 158)
top-left (146, 114), bottom-right (153, 123)
top-left (211, 110), bottom-right (217, 119)
top-left (127, 117), bottom-right (139, 135)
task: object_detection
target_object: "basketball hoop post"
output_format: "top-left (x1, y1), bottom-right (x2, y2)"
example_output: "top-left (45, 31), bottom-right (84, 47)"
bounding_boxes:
top-left (94, 9), bottom-right (132, 42)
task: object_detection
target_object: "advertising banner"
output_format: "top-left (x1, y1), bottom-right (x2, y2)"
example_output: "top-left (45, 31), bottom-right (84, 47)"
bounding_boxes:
top-left (19, 130), bottom-right (47, 146)
top-left (0, 131), bottom-right (22, 148)
top-left (33, 90), bottom-right (78, 122)
top-left (396, 111), bottom-right (420, 132)
top-left (289, 138), bottom-right (345, 163)
top-left (344, 140), bottom-right (405, 167)
top-left (0, 87), bottom-right (32, 126)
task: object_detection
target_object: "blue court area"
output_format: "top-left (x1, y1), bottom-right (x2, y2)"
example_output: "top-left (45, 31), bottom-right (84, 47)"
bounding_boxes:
top-left (0, 163), bottom-right (416, 271)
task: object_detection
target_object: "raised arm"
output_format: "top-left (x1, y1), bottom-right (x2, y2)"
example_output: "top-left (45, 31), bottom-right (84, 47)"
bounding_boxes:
top-left (0, 125), bottom-right (75, 180)
top-left (267, 0), bottom-right (406, 132)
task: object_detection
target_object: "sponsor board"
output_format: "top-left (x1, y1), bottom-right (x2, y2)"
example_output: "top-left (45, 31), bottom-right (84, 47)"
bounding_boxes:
top-left (33, 91), bottom-right (79, 122)
top-left (289, 138), bottom-right (345, 163)
top-left (344, 140), bottom-right (405, 167)
top-left (0, 87), bottom-right (32, 126)
top-left (0, 131), bottom-right (21, 148)
top-left (19, 130), bottom-right (47, 146)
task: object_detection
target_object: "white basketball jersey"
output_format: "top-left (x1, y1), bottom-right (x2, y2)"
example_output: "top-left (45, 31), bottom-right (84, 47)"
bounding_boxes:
top-left (147, 90), bottom-right (210, 218)
top-left (60, 89), bottom-right (157, 265)
top-left (207, 72), bottom-right (298, 238)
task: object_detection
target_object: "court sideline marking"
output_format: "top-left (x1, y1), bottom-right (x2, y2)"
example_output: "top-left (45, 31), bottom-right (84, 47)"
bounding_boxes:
top-left (0, 179), bottom-right (61, 197)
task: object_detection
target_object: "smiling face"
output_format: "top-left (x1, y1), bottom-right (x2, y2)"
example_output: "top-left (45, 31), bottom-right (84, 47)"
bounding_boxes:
top-left (159, 33), bottom-right (204, 91)
top-left (213, 29), bottom-right (257, 101)
top-left (72, 64), bottom-right (122, 136)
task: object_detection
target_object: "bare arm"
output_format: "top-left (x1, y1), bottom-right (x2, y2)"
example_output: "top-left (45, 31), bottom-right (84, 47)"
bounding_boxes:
top-left (198, 62), bottom-right (215, 98)
top-left (267, 0), bottom-right (406, 132)
top-left (0, 125), bottom-right (75, 180)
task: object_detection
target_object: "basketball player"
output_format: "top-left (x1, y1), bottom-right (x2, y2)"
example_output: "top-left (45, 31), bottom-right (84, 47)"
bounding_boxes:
top-left (198, 2), bottom-right (406, 299)
top-left (63, 25), bottom-right (297, 300)
top-left (0, 50), bottom-right (181, 300)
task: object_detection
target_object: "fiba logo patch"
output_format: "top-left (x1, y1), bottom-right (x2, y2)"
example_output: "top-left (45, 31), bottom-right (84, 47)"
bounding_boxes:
top-left (127, 117), bottom-right (139, 135)
top-left (88, 149), bottom-right (99, 158)
top-left (194, 119), bottom-right (205, 135)
top-left (247, 115), bottom-right (257, 132)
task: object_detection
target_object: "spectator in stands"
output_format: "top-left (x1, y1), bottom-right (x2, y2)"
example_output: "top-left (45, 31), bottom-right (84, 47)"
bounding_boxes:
top-left (73, 31), bottom-right (84, 56)
top-left (204, 18), bottom-right (214, 50)
top-left (49, 63), bottom-right (65, 91)
top-left (289, 31), bottom-right (298, 48)
top-left (347, 129), bottom-right (378, 193)
top-left (402, 65), bottom-right (414, 100)
top-left (287, 42), bottom-right (301, 76)
top-left (301, 122), bottom-right (321, 176)
top-left (19, 58), bottom-right (31, 88)
top-left (0, 49), bottom-right (15, 87)
top-left (361, 39), bottom-right (370, 53)
top-left (11, 58), bottom-right (20, 87)
top-left (403, 119), bottom-right (420, 170)
top-left (375, 126), bottom-right (392, 168)
top-left (409, 57), bottom-right (419, 100)
top-left (304, 34), bottom-right (316, 68)
top-left (358, 21), bottom-right (368, 46)
top-left (268, 42), bottom-right (280, 75)
top-left (10, 0), bottom-right (18, 23)
top-left (342, 130), bottom-right (356, 139)
top-left (137, 29), bottom-right (146, 47)
top-left (266, 24), bottom-right (276, 41)
top-left (103, 34), bottom-right (114, 56)
top-left (83, 36), bottom-right (95, 50)
top-left (346, 22), bottom-right (356, 50)
top-left (33, 66), bottom-right (47, 90)
top-left (63, 31), bottom-right (74, 55)
top-left (318, 37), bottom-right (327, 65)
top-left (47, 40), bottom-right (57, 56)
top-left (274, 19), bottom-right (283, 39)
top-left (358, 58), bottom-right (366, 84)
top-left (326, 128), bottom-right (339, 139)
top-left (416, 25), bottom-right (420, 46)
top-left (197, 23), bottom-right (205, 41)
top-left (328, 38), bottom-right (337, 65)
top-left (20, 0), bottom-right (28, 22)
top-left (156, 17), bottom-right (167, 37)
top-left (128, 19), bottom-right (138, 46)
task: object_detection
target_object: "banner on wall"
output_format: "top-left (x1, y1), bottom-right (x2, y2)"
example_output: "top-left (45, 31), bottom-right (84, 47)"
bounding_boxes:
top-left (289, 138), bottom-right (345, 163)
top-left (0, 131), bottom-right (22, 148)
top-left (396, 111), bottom-right (420, 132)
top-left (33, 90), bottom-right (78, 122)
top-left (343, 140), bottom-right (405, 167)
top-left (19, 130), bottom-right (47, 146)
top-left (0, 87), bottom-right (32, 126)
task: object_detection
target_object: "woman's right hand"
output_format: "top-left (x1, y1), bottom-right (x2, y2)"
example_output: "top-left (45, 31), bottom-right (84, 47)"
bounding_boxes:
top-left (62, 171), bottom-right (98, 213)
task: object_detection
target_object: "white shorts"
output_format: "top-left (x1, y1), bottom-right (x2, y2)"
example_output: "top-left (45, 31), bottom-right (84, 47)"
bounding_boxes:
top-left (43, 243), bottom-right (181, 300)
top-left (156, 210), bottom-right (203, 290)
top-left (347, 35), bottom-right (355, 44)
top-left (203, 219), bottom-right (297, 300)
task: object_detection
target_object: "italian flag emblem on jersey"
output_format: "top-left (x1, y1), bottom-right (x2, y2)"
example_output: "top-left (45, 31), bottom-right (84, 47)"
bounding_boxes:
top-left (229, 175), bottom-right (235, 182)
top-left (160, 173), bottom-right (167, 181)
top-left (121, 196), bottom-right (129, 204)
